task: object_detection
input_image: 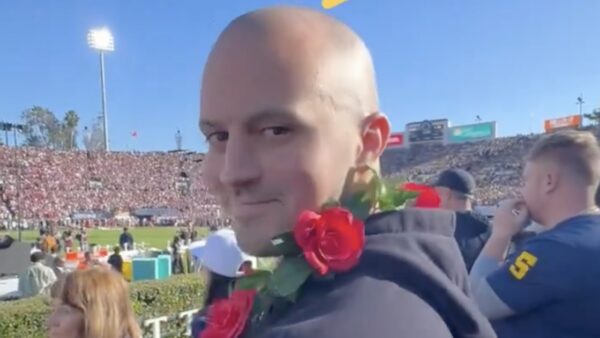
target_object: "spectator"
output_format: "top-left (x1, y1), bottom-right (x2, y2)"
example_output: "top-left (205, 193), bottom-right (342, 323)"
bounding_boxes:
top-left (433, 168), bottom-right (491, 271)
top-left (18, 252), bottom-right (57, 298)
top-left (44, 246), bottom-right (59, 268)
top-left (470, 130), bottom-right (600, 338)
top-left (191, 229), bottom-right (255, 337)
top-left (75, 229), bottom-right (88, 251)
top-left (198, 6), bottom-right (494, 338)
top-left (119, 227), bottom-right (134, 250)
top-left (40, 231), bottom-right (57, 253)
top-left (47, 267), bottom-right (141, 338)
top-left (53, 257), bottom-right (65, 278)
top-left (30, 242), bottom-right (42, 254)
top-left (63, 231), bottom-right (73, 251)
top-left (171, 236), bottom-right (183, 274)
top-left (190, 226), bottom-right (198, 242)
top-left (107, 246), bottom-right (123, 274)
top-left (78, 251), bottom-right (99, 270)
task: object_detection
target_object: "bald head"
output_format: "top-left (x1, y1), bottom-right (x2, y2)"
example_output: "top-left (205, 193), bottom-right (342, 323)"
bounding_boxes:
top-left (200, 7), bottom-right (389, 255)
top-left (203, 6), bottom-right (379, 119)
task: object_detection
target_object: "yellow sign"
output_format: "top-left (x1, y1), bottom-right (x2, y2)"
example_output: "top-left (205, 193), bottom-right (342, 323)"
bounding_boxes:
top-left (322, 0), bottom-right (349, 9)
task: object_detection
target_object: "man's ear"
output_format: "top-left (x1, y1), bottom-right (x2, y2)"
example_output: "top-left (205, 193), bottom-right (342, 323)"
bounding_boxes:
top-left (544, 167), bottom-right (560, 194)
top-left (356, 113), bottom-right (390, 167)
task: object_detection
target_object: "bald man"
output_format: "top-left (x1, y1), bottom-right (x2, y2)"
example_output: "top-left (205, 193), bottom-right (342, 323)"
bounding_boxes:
top-left (200, 6), bottom-right (495, 338)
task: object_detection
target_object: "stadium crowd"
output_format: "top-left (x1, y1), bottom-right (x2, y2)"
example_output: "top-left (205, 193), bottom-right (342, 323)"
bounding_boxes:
top-left (0, 147), bottom-right (223, 225)
top-left (383, 134), bottom-right (543, 205)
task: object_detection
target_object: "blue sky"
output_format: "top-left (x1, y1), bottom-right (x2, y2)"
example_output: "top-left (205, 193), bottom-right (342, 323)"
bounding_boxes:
top-left (0, 0), bottom-right (598, 152)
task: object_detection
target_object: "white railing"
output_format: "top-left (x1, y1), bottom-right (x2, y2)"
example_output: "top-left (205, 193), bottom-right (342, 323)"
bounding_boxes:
top-left (142, 308), bottom-right (199, 338)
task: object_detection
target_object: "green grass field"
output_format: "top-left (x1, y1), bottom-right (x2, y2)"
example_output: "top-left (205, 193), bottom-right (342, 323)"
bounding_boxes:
top-left (0, 227), bottom-right (210, 249)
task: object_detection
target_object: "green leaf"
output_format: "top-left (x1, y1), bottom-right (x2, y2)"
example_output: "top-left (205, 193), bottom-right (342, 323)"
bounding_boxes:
top-left (269, 232), bottom-right (301, 256)
top-left (267, 256), bottom-right (313, 300)
top-left (235, 270), bottom-right (272, 291)
top-left (341, 193), bottom-right (371, 220)
top-left (392, 190), bottom-right (419, 208)
top-left (359, 175), bottom-right (374, 203)
top-left (378, 193), bottom-right (396, 211)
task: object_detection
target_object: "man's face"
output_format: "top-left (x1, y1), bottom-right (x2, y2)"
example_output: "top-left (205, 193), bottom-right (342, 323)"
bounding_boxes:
top-left (200, 41), bottom-right (361, 255)
top-left (434, 186), bottom-right (452, 210)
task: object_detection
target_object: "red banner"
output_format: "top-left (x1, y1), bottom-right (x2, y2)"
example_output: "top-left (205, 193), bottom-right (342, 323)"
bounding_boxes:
top-left (544, 115), bottom-right (581, 133)
top-left (386, 132), bottom-right (404, 148)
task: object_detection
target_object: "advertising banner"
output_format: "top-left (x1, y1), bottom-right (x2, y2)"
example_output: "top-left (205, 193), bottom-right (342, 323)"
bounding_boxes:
top-left (386, 132), bottom-right (405, 148)
top-left (446, 121), bottom-right (496, 143)
top-left (544, 115), bottom-right (581, 133)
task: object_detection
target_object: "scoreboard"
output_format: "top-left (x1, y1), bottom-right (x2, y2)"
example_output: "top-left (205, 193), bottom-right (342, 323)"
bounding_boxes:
top-left (406, 119), bottom-right (449, 144)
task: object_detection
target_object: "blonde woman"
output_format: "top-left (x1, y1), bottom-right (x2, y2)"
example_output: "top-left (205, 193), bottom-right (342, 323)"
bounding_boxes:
top-left (47, 267), bottom-right (141, 338)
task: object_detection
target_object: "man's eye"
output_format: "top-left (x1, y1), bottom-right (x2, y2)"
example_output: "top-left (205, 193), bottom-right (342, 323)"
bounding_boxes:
top-left (205, 132), bottom-right (228, 143)
top-left (262, 126), bottom-right (291, 137)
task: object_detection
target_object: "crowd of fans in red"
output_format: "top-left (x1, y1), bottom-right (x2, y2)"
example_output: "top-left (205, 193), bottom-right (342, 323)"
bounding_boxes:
top-left (0, 147), bottom-right (221, 224)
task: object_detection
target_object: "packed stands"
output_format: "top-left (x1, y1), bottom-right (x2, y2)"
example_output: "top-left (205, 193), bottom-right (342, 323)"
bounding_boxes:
top-left (0, 147), bottom-right (221, 224)
top-left (381, 134), bottom-right (542, 205)
top-left (1, 129), bottom-right (597, 224)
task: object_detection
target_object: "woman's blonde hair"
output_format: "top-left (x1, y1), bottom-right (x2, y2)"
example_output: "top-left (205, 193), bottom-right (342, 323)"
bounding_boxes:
top-left (53, 267), bottom-right (141, 338)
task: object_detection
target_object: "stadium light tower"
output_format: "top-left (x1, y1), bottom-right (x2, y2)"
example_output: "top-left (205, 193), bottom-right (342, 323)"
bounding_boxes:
top-left (87, 27), bottom-right (114, 151)
top-left (576, 95), bottom-right (585, 125)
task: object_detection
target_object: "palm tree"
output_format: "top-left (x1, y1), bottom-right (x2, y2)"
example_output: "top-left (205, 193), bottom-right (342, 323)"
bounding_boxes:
top-left (63, 110), bottom-right (80, 150)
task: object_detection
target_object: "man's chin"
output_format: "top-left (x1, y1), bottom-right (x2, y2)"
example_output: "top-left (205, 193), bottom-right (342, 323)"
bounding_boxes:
top-left (232, 226), bottom-right (274, 257)
top-left (233, 220), bottom-right (293, 257)
top-left (236, 236), bottom-right (276, 257)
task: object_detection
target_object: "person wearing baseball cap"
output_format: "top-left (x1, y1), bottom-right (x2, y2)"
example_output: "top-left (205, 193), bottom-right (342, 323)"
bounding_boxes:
top-left (433, 169), bottom-right (491, 271)
top-left (433, 168), bottom-right (477, 210)
top-left (192, 228), bottom-right (256, 278)
top-left (190, 229), bottom-right (256, 337)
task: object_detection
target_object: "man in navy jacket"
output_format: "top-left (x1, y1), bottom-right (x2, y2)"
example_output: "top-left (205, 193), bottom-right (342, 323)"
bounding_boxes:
top-left (199, 6), bottom-right (495, 338)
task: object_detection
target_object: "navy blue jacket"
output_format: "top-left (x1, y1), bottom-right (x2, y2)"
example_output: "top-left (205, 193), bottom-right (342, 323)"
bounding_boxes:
top-left (249, 208), bottom-right (496, 338)
top-left (455, 211), bottom-right (492, 272)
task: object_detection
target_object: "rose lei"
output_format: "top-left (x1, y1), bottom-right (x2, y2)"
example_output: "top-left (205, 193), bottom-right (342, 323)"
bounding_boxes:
top-left (201, 289), bottom-right (257, 338)
top-left (294, 207), bottom-right (365, 276)
top-left (201, 206), bottom-right (366, 338)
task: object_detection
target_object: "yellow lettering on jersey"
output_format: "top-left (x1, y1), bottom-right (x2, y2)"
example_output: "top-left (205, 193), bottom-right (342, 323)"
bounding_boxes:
top-left (509, 251), bottom-right (538, 280)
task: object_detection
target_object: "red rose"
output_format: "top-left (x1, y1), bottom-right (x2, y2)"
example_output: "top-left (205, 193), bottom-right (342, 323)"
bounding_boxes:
top-left (402, 182), bottom-right (441, 208)
top-left (294, 207), bottom-right (365, 275)
top-left (201, 289), bottom-right (256, 338)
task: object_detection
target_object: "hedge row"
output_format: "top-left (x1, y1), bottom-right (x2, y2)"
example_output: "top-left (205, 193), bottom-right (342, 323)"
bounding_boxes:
top-left (0, 274), bottom-right (205, 338)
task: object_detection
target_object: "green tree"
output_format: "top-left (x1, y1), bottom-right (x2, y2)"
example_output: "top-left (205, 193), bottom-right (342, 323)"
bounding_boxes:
top-left (21, 106), bottom-right (61, 148)
top-left (584, 108), bottom-right (600, 125)
top-left (62, 110), bottom-right (80, 150)
top-left (21, 106), bottom-right (81, 150)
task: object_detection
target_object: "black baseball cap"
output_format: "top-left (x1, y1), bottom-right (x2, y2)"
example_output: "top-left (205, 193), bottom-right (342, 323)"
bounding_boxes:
top-left (433, 169), bottom-right (476, 197)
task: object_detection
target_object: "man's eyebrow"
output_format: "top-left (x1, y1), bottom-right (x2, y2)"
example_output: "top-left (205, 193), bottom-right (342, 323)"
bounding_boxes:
top-left (245, 109), bottom-right (298, 127)
top-left (199, 119), bottom-right (217, 132)
top-left (199, 109), bottom-right (299, 131)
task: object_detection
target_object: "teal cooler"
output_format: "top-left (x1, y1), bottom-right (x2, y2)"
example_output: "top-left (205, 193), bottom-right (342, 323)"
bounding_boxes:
top-left (132, 258), bottom-right (159, 281)
top-left (157, 254), bottom-right (172, 279)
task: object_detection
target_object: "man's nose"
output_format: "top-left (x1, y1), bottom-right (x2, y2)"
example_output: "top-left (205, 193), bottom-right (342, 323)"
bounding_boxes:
top-left (219, 135), bottom-right (261, 187)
